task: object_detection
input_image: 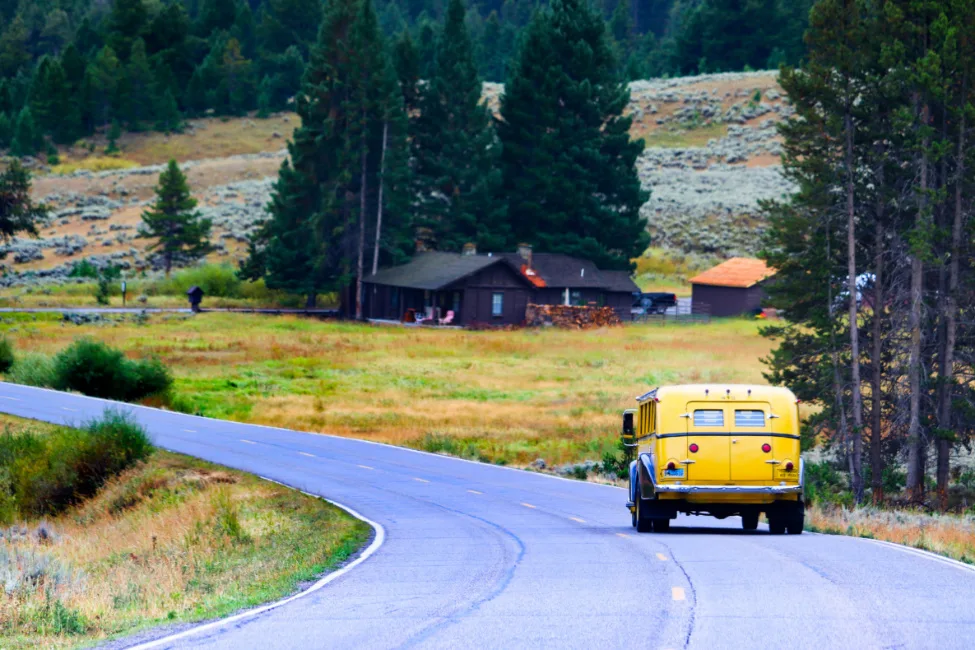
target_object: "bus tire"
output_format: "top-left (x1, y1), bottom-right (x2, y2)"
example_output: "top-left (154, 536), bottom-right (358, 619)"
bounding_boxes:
top-left (635, 498), bottom-right (653, 533)
top-left (786, 502), bottom-right (804, 535)
top-left (768, 516), bottom-right (786, 535)
top-left (741, 511), bottom-right (759, 531)
top-left (652, 518), bottom-right (670, 533)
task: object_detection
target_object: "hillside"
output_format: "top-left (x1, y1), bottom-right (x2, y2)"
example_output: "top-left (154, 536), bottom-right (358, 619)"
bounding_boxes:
top-left (3, 71), bottom-right (790, 288)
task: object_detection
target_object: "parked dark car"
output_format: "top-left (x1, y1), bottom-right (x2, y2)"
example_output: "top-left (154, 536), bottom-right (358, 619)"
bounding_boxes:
top-left (631, 292), bottom-right (678, 316)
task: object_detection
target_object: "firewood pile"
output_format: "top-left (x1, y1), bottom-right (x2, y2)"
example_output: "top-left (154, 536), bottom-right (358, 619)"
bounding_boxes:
top-left (525, 304), bottom-right (622, 329)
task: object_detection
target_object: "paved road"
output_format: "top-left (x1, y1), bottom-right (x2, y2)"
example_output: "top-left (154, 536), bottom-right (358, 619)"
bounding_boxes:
top-left (2, 382), bottom-right (973, 650)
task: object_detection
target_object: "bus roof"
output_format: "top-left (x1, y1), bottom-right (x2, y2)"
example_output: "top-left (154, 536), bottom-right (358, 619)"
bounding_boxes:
top-left (636, 384), bottom-right (797, 405)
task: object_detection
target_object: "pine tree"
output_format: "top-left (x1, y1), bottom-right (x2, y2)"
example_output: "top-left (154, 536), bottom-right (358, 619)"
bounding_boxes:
top-left (105, 120), bottom-right (122, 154)
top-left (0, 14), bottom-right (30, 77)
top-left (498, 0), bottom-right (649, 270)
top-left (155, 88), bottom-right (183, 133)
top-left (29, 56), bottom-right (77, 144)
top-left (197, 0), bottom-right (237, 35)
top-left (87, 46), bottom-right (122, 127)
top-left (0, 160), bottom-right (46, 244)
top-left (232, 1), bottom-right (258, 58)
top-left (0, 112), bottom-right (11, 148)
top-left (413, 0), bottom-right (508, 253)
top-left (123, 39), bottom-right (155, 130)
top-left (10, 107), bottom-right (36, 157)
top-left (257, 75), bottom-right (273, 118)
top-left (185, 67), bottom-right (208, 116)
top-left (140, 159), bottom-right (214, 275)
top-left (393, 30), bottom-right (420, 112)
top-left (246, 0), bottom-right (407, 309)
top-left (221, 37), bottom-right (254, 115)
top-left (108, 0), bottom-right (150, 60)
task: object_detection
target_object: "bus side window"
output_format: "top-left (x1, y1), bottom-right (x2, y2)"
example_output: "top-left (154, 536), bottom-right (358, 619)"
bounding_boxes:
top-left (649, 402), bottom-right (656, 435)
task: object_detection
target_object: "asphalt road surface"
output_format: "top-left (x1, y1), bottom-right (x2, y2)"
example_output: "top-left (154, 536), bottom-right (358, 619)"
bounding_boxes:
top-left (2, 382), bottom-right (973, 650)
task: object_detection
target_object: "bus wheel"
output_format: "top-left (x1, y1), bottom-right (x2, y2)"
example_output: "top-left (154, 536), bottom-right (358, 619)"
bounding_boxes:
top-left (652, 518), bottom-right (670, 533)
top-left (768, 516), bottom-right (786, 535)
top-left (741, 511), bottom-right (759, 531)
top-left (635, 498), bottom-right (653, 533)
top-left (786, 503), bottom-right (805, 535)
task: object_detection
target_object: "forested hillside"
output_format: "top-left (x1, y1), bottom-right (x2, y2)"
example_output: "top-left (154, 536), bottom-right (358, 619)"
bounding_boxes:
top-left (0, 0), bottom-right (811, 154)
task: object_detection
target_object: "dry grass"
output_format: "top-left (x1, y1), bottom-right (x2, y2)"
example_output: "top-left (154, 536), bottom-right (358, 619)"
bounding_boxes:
top-left (638, 123), bottom-right (729, 148)
top-left (633, 247), bottom-right (720, 295)
top-left (806, 503), bottom-right (975, 565)
top-left (55, 114), bottom-right (298, 167)
top-left (1, 314), bottom-right (771, 468)
top-left (49, 157), bottom-right (142, 175)
top-left (0, 415), bottom-right (369, 649)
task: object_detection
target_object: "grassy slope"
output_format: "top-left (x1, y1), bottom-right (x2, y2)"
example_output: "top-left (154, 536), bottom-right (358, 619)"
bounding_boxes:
top-left (0, 414), bottom-right (370, 650)
top-left (2, 313), bottom-right (773, 467)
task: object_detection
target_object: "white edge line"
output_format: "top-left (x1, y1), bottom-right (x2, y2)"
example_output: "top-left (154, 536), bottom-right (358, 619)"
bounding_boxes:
top-left (124, 477), bottom-right (386, 650)
top-left (0, 382), bottom-right (624, 491)
top-left (810, 531), bottom-right (975, 575)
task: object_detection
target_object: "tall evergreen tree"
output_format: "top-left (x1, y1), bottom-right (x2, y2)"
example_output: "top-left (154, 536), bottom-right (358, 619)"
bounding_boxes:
top-left (29, 56), bottom-right (77, 144)
top-left (412, 0), bottom-right (507, 253)
top-left (498, 0), bottom-right (649, 270)
top-left (0, 160), bottom-right (46, 244)
top-left (108, 0), bottom-right (150, 60)
top-left (10, 107), bottom-right (37, 157)
top-left (123, 39), bottom-right (155, 130)
top-left (140, 159), bottom-right (214, 275)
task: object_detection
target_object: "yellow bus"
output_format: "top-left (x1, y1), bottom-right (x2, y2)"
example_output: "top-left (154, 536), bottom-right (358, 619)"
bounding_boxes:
top-left (622, 384), bottom-right (804, 534)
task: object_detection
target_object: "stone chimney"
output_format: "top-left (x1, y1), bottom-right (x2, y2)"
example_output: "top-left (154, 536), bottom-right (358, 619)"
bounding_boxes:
top-left (462, 242), bottom-right (478, 256)
top-left (517, 243), bottom-right (533, 268)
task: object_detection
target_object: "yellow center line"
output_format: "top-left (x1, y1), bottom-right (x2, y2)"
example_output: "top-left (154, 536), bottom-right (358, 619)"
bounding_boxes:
top-left (616, 533), bottom-right (630, 538)
top-left (414, 478), bottom-right (430, 483)
top-left (521, 503), bottom-right (536, 509)
top-left (569, 516), bottom-right (586, 524)
top-left (240, 439), bottom-right (257, 445)
top-left (672, 587), bottom-right (686, 601)
top-left (358, 465), bottom-right (374, 470)
top-left (467, 489), bottom-right (483, 495)
top-left (299, 452), bottom-right (315, 458)
top-left (656, 553), bottom-right (668, 561)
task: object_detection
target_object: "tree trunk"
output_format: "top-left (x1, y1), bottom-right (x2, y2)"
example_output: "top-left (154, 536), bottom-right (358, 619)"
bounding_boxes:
top-left (355, 135), bottom-right (368, 322)
top-left (906, 103), bottom-right (928, 504)
top-left (306, 293), bottom-right (316, 309)
top-left (937, 97), bottom-right (964, 509)
top-left (372, 121), bottom-right (388, 277)
top-left (870, 218), bottom-right (884, 503)
top-left (844, 110), bottom-right (864, 504)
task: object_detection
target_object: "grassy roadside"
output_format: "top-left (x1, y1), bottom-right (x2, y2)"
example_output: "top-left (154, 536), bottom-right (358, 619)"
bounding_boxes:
top-left (805, 504), bottom-right (975, 565)
top-left (0, 415), bottom-right (370, 650)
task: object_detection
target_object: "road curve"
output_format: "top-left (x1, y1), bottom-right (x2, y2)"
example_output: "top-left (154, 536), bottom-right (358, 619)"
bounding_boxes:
top-left (2, 382), bottom-right (973, 650)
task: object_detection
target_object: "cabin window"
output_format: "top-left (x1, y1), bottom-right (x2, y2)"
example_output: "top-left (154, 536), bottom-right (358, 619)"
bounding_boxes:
top-left (693, 410), bottom-right (724, 427)
top-left (570, 290), bottom-right (583, 306)
top-left (492, 292), bottom-right (504, 317)
top-left (735, 410), bottom-right (766, 427)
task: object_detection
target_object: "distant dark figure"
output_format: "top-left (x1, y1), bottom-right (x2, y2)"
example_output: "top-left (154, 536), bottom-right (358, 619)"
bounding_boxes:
top-left (187, 286), bottom-right (204, 313)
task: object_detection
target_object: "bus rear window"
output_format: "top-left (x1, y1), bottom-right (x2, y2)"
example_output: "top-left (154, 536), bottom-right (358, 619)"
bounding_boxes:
top-left (693, 410), bottom-right (724, 427)
top-left (735, 410), bottom-right (766, 427)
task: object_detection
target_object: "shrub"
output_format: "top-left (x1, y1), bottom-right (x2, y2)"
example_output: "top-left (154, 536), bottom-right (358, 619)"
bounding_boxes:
top-left (53, 339), bottom-right (127, 398)
top-left (6, 410), bottom-right (153, 517)
top-left (157, 264), bottom-right (242, 298)
top-left (0, 336), bottom-right (14, 373)
top-left (53, 339), bottom-right (172, 401)
top-left (7, 353), bottom-right (57, 387)
top-left (68, 259), bottom-right (99, 279)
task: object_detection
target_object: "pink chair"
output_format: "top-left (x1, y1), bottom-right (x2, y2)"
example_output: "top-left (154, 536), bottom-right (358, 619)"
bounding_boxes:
top-left (439, 310), bottom-right (455, 326)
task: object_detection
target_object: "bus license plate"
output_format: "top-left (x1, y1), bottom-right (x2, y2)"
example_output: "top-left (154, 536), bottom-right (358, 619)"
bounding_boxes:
top-left (663, 468), bottom-right (685, 478)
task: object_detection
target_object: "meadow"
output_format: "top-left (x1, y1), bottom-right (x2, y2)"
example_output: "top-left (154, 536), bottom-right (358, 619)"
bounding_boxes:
top-left (0, 414), bottom-right (369, 649)
top-left (1, 313), bottom-right (771, 468)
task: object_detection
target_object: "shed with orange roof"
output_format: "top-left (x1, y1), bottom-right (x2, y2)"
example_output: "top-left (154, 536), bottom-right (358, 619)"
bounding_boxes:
top-left (689, 258), bottom-right (775, 317)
